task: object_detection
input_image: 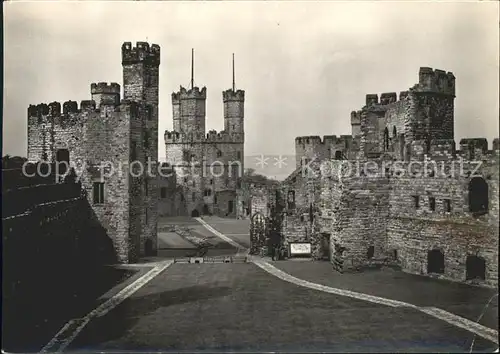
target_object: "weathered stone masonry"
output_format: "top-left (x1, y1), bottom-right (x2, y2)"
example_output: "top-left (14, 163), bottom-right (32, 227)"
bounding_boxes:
top-left (256, 67), bottom-right (498, 287)
top-left (27, 42), bottom-right (160, 263)
top-left (162, 76), bottom-right (245, 218)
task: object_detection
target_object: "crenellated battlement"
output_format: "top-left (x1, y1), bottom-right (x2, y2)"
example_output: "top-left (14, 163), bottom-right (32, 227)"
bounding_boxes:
top-left (222, 89), bottom-right (245, 102)
top-left (171, 92), bottom-right (181, 103)
top-left (417, 67), bottom-right (455, 96)
top-left (350, 111), bottom-right (361, 125)
top-left (175, 86), bottom-right (207, 100)
top-left (459, 138), bottom-right (489, 155)
top-left (91, 82), bottom-right (120, 94)
top-left (164, 129), bottom-right (243, 144)
top-left (295, 135), bottom-right (351, 146)
top-left (380, 92), bottom-right (397, 105)
top-left (121, 41), bottom-right (160, 66)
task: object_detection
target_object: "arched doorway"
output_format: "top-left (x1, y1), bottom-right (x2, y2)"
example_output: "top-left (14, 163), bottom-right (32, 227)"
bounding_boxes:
top-left (144, 239), bottom-right (153, 256)
top-left (466, 255), bottom-right (486, 280)
top-left (191, 209), bottom-right (200, 217)
top-left (469, 177), bottom-right (488, 215)
top-left (427, 249), bottom-right (445, 274)
top-left (56, 148), bottom-right (70, 175)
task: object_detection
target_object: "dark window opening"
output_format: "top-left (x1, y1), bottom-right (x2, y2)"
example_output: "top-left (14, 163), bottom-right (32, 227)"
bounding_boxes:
top-left (55, 148), bottom-right (70, 175)
top-left (443, 199), bottom-right (451, 212)
top-left (427, 249), bottom-right (445, 274)
top-left (469, 177), bottom-right (488, 215)
top-left (367, 246), bottom-right (375, 259)
top-left (393, 126), bottom-right (397, 138)
top-left (210, 179), bottom-right (214, 185)
top-left (217, 150), bottom-right (222, 158)
top-left (93, 182), bottom-right (105, 204)
top-left (228, 200), bottom-right (234, 214)
top-left (237, 151), bottom-right (241, 159)
top-left (300, 215), bottom-right (305, 222)
top-left (429, 197), bottom-right (436, 211)
top-left (131, 142), bottom-right (137, 161)
top-left (287, 190), bottom-right (296, 209)
top-left (466, 255), bottom-right (486, 280)
top-left (383, 127), bottom-right (389, 151)
top-left (393, 249), bottom-right (398, 261)
top-left (334, 151), bottom-right (342, 160)
top-left (161, 187), bottom-right (167, 198)
top-left (413, 195), bottom-right (420, 209)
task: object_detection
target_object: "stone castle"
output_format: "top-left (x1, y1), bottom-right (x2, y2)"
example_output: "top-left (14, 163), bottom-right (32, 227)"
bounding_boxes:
top-left (250, 67), bottom-right (499, 287)
top-left (26, 42), bottom-right (245, 263)
top-left (160, 52), bottom-right (245, 218)
top-left (27, 42), bottom-right (161, 263)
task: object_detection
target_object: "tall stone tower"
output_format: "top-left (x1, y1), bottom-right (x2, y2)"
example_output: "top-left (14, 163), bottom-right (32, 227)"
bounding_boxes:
top-left (223, 53), bottom-right (245, 139)
top-left (121, 41), bottom-right (160, 258)
top-left (173, 49), bottom-right (207, 137)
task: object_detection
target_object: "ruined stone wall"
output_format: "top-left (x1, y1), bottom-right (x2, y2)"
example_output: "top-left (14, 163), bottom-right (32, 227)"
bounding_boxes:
top-left (387, 156), bottom-right (499, 286)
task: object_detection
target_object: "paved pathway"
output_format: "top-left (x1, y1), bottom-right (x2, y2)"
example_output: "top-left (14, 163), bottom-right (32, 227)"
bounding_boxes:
top-left (198, 217), bottom-right (499, 347)
top-left (38, 217), bottom-right (498, 352)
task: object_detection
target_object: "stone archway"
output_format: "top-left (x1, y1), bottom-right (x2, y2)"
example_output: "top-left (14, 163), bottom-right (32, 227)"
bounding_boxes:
top-left (427, 249), bottom-right (445, 274)
top-left (55, 148), bottom-right (70, 175)
top-left (191, 209), bottom-right (200, 217)
top-left (466, 255), bottom-right (486, 280)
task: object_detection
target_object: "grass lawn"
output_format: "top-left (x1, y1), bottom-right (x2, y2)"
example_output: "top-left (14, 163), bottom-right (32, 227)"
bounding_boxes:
top-left (68, 263), bottom-right (497, 353)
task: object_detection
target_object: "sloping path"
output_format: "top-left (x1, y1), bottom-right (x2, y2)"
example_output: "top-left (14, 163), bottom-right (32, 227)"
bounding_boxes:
top-left (196, 218), bottom-right (499, 346)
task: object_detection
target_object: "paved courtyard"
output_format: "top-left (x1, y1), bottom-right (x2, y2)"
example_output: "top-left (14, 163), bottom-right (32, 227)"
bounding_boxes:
top-left (43, 217), bottom-right (498, 353)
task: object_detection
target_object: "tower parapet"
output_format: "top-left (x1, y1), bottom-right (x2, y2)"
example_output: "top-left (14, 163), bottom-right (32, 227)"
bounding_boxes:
top-left (91, 82), bottom-right (120, 108)
top-left (223, 89), bottom-right (245, 102)
top-left (178, 86), bottom-right (207, 99)
top-left (380, 92), bottom-right (397, 105)
top-left (417, 67), bottom-right (455, 96)
top-left (121, 42), bottom-right (160, 66)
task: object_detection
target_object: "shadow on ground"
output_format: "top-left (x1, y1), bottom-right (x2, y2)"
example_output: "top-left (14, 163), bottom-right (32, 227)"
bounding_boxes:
top-left (70, 284), bottom-right (232, 350)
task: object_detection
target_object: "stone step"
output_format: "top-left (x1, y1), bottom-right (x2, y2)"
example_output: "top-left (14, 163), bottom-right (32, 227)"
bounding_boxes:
top-left (173, 256), bottom-right (249, 264)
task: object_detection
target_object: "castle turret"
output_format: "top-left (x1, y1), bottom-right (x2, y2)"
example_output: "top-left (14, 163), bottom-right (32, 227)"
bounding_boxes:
top-left (91, 82), bottom-right (120, 108)
top-left (172, 92), bottom-right (181, 132)
top-left (174, 49), bottom-right (206, 137)
top-left (413, 67), bottom-right (456, 141)
top-left (223, 54), bottom-right (245, 138)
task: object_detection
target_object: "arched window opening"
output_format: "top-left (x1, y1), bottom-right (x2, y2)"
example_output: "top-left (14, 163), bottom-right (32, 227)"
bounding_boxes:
top-left (469, 177), bottom-right (488, 215)
top-left (392, 126), bottom-right (397, 138)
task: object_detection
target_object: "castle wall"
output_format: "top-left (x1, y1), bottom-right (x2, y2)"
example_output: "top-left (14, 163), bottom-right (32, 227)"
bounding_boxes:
top-left (387, 157), bottom-right (499, 286)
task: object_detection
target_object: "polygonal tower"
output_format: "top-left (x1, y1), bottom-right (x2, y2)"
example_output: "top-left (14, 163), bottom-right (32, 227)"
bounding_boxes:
top-left (223, 53), bottom-right (245, 139)
top-left (173, 49), bottom-right (207, 137)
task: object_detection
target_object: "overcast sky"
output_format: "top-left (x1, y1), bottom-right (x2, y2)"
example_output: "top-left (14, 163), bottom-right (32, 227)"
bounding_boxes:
top-left (3, 1), bottom-right (499, 167)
